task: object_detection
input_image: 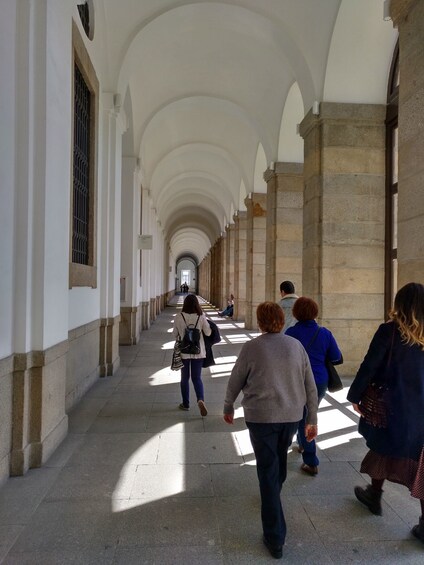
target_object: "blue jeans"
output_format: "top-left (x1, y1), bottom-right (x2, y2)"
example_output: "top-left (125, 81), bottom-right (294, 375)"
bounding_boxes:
top-left (180, 358), bottom-right (204, 407)
top-left (246, 421), bottom-right (299, 547)
top-left (297, 381), bottom-right (327, 467)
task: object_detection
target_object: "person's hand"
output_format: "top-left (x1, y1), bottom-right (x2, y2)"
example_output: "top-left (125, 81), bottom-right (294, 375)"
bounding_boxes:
top-left (305, 424), bottom-right (318, 442)
top-left (223, 413), bottom-right (234, 425)
top-left (352, 403), bottom-right (362, 415)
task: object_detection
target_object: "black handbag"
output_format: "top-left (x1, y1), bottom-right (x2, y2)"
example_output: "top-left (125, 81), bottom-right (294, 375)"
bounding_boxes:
top-left (325, 358), bottom-right (343, 392)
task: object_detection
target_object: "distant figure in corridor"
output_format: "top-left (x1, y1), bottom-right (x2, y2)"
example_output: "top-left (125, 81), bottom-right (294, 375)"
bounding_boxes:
top-left (279, 280), bottom-right (298, 332)
top-left (347, 282), bottom-right (424, 544)
top-left (219, 293), bottom-right (234, 318)
top-left (286, 297), bottom-right (342, 476)
top-left (173, 294), bottom-right (211, 416)
top-left (223, 301), bottom-right (318, 559)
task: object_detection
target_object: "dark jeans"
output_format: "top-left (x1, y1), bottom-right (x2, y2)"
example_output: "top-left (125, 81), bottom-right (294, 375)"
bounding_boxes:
top-left (297, 381), bottom-right (327, 467)
top-left (180, 358), bottom-right (204, 407)
top-left (246, 421), bottom-right (299, 547)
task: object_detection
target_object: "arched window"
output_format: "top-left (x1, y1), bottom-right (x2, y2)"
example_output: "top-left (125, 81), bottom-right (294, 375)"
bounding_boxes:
top-left (385, 40), bottom-right (399, 315)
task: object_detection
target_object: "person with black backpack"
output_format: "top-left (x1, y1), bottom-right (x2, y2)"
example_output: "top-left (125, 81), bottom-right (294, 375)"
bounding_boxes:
top-left (173, 294), bottom-right (212, 416)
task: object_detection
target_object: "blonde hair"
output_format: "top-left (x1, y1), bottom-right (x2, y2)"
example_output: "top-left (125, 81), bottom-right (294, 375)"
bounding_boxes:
top-left (389, 282), bottom-right (424, 350)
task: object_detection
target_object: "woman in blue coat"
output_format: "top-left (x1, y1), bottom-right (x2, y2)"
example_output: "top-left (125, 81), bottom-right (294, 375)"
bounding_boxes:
top-left (286, 297), bottom-right (342, 475)
top-left (347, 282), bottom-right (424, 544)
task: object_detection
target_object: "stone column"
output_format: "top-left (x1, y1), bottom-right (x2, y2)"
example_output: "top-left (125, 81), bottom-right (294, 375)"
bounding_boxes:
top-left (140, 188), bottom-right (152, 330)
top-left (233, 211), bottom-right (247, 321)
top-left (391, 0), bottom-right (424, 286)
top-left (99, 92), bottom-right (124, 376)
top-left (211, 239), bottom-right (222, 308)
top-left (8, 0), bottom-right (73, 474)
top-left (245, 194), bottom-right (267, 329)
top-left (220, 233), bottom-right (227, 310)
top-left (225, 224), bottom-right (236, 304)
top-left (120, 157), bottom-right (140, 345)
top-left (299, 103), bottom-right (386, 374)
top-left (265, 163), bottom-right (304, 302)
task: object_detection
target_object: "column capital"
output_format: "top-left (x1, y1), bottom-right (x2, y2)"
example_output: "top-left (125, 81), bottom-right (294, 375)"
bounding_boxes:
top-left (299, 102), bottom-right (386, 139)
top-left (390, 0), bottom-right (416, 26)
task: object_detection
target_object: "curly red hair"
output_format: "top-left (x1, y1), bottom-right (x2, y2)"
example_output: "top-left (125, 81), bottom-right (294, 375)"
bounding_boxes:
top-left (292, 297), bottom-right (319, 321)
top-left (256, 302), bottom-right (284, 333)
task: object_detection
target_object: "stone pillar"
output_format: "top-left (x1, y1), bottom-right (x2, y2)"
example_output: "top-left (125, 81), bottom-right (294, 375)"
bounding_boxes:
top-left (245, 194), bottom-right (267, 329)
top-left (210, 240), bottom-right (220, 308)
top-left (120, 157), bottom-right (141, 345)
top-left (225, 224), bottom-right (235, 304)
top-left (299, 103), bottom-right (386, 374)
top-left (8, 0), bottom-right (72, 475)
top-left (233, 211), bottom-right (247, 321)
top-left (391, 0), bottom-right (424, 286)
top-left (220, 234), bottom-right (227, 310)
top-left (140, 188), bottom-right (152, 328)
top-left (265, 163), bottom-right (303, 302)
top-left (99, 92), bottom-right (124, 376)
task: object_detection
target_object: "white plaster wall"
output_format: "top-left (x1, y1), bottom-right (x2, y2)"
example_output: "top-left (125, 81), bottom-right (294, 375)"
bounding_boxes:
top-left (120, 157), bottom-right (139, 306)
top-left (42, 0), bottom-right (73, 347)
top-left (324, 0), bottom-right (398, 103)
top-left (278, 82), bottom-right (304, 164)
top-left (0, 1), bottom-right (16, 358)
top-left (68, 287), bottom-right (101, 331)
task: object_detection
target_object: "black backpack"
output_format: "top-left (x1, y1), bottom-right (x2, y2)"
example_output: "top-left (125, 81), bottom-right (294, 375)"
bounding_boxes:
top-left (180, 314), bottom-right (201, 354)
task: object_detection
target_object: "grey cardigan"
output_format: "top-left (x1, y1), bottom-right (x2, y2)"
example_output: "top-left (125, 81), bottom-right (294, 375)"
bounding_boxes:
top-left (224, 332), bottom-right (318, 424)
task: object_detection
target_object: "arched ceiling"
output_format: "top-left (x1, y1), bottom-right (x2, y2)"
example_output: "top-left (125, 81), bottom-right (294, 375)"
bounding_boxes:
top-left (93, 0), bottom-right (397, 263)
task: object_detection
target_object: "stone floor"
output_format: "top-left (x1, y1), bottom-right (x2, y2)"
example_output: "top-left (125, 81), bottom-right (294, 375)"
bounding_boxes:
top-left (0, 296), bottom-right (423, 564)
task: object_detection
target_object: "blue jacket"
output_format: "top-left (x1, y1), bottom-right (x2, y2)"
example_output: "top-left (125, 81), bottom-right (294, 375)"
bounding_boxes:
top-left (286, 320), bottom-right (342, 386)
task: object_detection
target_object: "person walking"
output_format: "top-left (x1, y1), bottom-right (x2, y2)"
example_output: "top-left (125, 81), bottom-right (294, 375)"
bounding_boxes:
top-left (347, 282), bottom-right (424, 544)
top-left (173, 294), bottom-right (212, 416)
top-left (223, 302), bottom-right (318, 559)
top-left (286, 297), bottom-right (342, 476)
top-left (278, 281), bottom-right (298, 332)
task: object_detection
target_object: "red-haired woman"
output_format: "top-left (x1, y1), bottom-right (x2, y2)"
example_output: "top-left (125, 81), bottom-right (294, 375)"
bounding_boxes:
top-left (223, 301), bottom-right (318, 558)
top-left (286, 297), bottom-right (342, 476)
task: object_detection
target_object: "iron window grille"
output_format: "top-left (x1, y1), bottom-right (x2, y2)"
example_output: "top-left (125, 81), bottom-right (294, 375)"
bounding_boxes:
top-left (72, 63), bottom-right (91, 265)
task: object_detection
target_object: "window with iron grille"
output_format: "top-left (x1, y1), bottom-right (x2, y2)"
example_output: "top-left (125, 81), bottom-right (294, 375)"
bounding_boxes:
top-left (72, 63), bottom-right (91, 265)
top-left (70, 20), bottom-right (98, 288)
top-left (78, 2), bottom-right (90, 37)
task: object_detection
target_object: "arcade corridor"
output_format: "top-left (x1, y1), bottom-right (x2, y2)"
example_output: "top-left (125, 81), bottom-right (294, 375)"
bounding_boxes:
top-left (0, 298), bottom-right (422, 564)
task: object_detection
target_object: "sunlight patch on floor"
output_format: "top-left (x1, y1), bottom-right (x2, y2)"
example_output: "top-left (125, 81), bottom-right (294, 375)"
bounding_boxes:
top-left (226, 334), bottom-right (252, 343)
top-left (232, 428), bottom-right (254, 457)
top-left (148, 368), bottom-right (180, 386)
top-left (317, 430), bottom-right (362, 450)
top-left (318, 408), bottom-right (356, 435)
top-left (209, 363), bottom-right (235, 376)
top-left (112, 426), bottom-right (185, 512)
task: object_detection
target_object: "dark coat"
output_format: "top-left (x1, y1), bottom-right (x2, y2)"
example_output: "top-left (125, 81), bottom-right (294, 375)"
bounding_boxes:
top-left (203, 319), bottom-right (221, 368)
top-left (347, 321), bottom-right (424, 461)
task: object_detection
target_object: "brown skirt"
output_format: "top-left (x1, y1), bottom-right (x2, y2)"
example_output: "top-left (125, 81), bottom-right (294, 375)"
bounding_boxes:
top-left (360, 447), bottom-right (424, 499)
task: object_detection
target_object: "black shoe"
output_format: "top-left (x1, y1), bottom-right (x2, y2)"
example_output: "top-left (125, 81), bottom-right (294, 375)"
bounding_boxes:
top-left (178, 403), bottom-right (189, 411)
top-left (262, 535), bottom-right (283, 559)
top-left (354, 485), bottom-right (382, 516)
top-left (412, 516), bottom-right (424, 544)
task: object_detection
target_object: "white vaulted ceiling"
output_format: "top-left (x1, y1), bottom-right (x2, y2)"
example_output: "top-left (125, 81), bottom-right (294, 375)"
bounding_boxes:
top-left (92, 0), bottom-right (397, 263)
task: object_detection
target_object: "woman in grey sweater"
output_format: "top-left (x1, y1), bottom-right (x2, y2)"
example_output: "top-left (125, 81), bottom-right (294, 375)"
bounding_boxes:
top-left (223, 301), bottom-right (318, 559)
